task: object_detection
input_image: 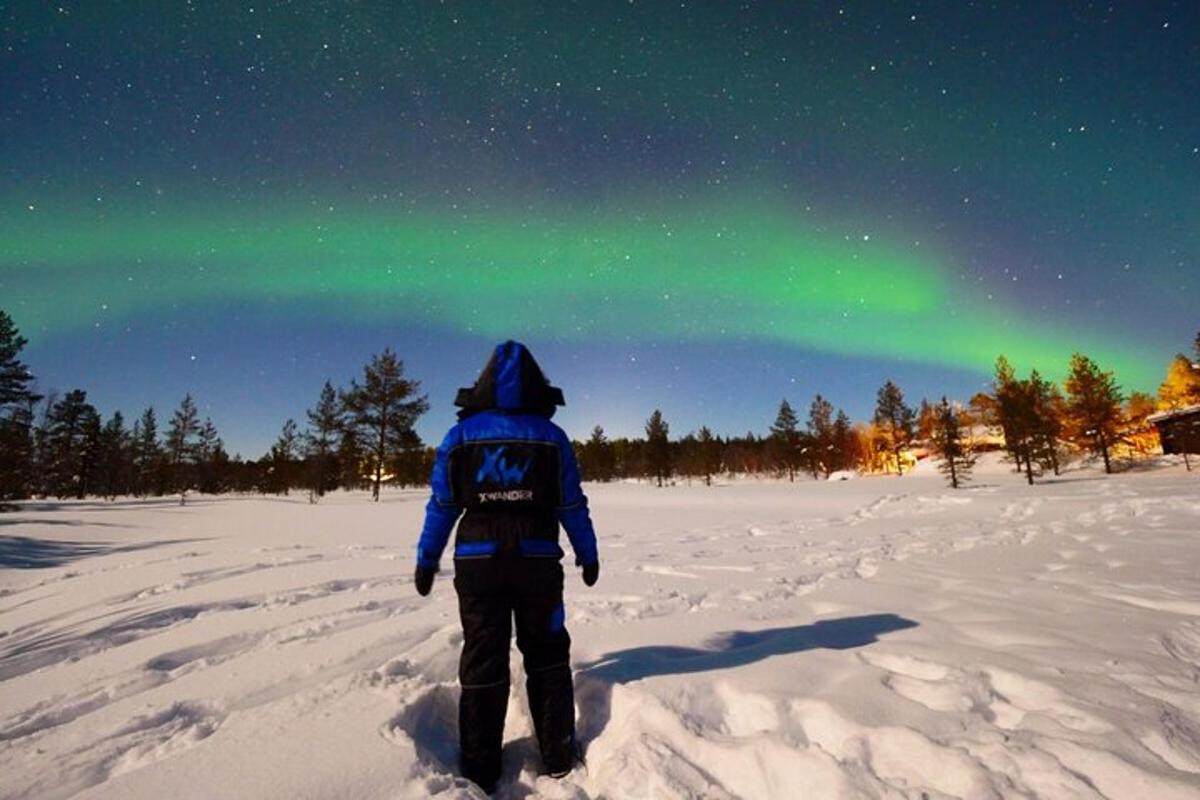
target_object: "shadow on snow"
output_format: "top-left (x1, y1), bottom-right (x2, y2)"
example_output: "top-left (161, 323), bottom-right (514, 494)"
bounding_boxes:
top-left (574, 613), bottom-right (918, 751)
top-left (14, 497), bottom-right (223, 513)
top-left (0, 598), bottom-right (256, 682)
top-left (0, 535), bottom-right (204, 569)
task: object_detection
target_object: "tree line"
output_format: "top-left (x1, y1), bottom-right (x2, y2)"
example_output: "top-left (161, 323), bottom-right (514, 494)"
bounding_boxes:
top-left (1, 306), bottom-right (1197, 505)
top-left (0, 309), bottom-right (429, 504)
top-left (572, 335), bottom-right (1200, 488)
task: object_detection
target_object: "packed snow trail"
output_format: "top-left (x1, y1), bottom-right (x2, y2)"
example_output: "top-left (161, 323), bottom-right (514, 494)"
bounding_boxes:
top-left (2, 461), bottom-right (1199, 798)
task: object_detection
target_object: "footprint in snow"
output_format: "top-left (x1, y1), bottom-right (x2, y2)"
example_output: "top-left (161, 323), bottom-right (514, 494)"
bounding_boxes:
top-left (104, 701), bottom-right (225, 779)
top-left (984, 666), bottom-right (1112, 734)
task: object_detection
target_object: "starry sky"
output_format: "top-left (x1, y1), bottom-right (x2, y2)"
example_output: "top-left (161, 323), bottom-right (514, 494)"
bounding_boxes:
top-left (2, 2), bottom-right (1197, 457)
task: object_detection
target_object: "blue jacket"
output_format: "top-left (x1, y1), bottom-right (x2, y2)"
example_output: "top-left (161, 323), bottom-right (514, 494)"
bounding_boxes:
top-left (416, 341), bottom-right (598, 570)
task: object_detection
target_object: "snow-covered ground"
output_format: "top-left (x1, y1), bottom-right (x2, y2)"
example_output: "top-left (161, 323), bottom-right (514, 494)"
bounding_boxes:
top-left (3, 457), bottom-right (1200, 799)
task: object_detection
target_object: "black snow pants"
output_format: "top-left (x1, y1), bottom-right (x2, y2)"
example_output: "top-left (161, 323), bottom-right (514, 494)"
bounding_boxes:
top-left (453, 555), bottom-right (575, 789)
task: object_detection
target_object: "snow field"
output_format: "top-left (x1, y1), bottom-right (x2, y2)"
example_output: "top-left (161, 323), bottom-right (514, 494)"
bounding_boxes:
top-left (2, 458), bottom-right (1199, 798)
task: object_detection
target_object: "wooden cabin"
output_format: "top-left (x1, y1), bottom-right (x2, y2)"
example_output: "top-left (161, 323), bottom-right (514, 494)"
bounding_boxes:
top-left (1147, 404), bottom-right (1200, 455)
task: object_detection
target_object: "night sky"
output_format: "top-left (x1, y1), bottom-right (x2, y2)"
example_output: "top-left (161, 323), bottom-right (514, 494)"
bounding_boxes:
top-left (2, 2), bottom-right (1197, 457)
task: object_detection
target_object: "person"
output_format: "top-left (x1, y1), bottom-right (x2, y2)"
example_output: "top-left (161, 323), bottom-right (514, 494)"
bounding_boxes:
top-left (414, 340), bottom-right (600, 793)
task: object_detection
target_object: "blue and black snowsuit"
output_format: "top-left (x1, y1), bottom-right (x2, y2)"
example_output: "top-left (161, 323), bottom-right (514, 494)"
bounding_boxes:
top-left (416, 341), bottom-right (599, 790)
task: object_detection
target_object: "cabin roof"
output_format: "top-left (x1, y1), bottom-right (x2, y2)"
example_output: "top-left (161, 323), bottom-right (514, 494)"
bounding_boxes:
top-left (1146, 404), bottom-right (1200, 424)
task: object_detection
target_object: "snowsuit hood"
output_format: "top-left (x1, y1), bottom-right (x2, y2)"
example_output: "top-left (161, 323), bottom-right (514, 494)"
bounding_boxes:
top-left (455, 340), bottom-right (565, 420)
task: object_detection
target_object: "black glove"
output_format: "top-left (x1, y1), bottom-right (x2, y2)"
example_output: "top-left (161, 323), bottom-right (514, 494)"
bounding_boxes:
top-left (414, 565), bottom-right (436, 596)
top-left (581, 561), bottom-right (599, 587)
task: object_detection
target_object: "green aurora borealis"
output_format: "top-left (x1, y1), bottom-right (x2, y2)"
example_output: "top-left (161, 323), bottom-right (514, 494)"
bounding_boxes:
top-left (2, 194), bottom-right (1160, 386)
top-left (2, 1), bottom-right (1196, 450)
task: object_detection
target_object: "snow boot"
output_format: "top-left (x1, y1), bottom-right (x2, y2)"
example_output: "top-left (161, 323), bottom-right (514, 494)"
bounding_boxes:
top-left (543, 734), bottom-right (584, 779)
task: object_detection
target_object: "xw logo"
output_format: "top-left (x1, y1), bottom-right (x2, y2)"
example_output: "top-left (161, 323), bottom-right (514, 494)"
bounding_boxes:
top-left (475, 446), bottom-right (531, 486)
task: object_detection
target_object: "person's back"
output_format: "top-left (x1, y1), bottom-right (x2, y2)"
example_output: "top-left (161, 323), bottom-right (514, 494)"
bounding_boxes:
top-left (413, 341), bottom-right (599, 793)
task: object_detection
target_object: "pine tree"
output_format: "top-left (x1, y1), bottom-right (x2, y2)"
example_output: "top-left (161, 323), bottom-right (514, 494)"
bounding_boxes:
top-left (582, 425), bottom-right (615, 482)
top-left (210, 442), bottom-right (232, 492)
top-left (0, 311), bottom-right (35, 409)
top-left (195, 418), bottom-right (224, 494)
top-left (917, 398), bottom-right (937, 442)
top-left (196, 418), bottom-right (219, 462)
top-left (1065, 353), bottom-right (1123, 474)
top-left (341, 349), bottom-right (429, 501)
top-left (993, 357), bottom-right (1024, 474)
top-left (165, 394), bottom-right (200, 503)
top-left (873, 380), bottom-right (916, 475)
top-left (1028, 370), bottom-right (1065, 476)
top-left (269, 418), bottom-right (299, 495)
top-left (992, 357), bottom-right (1042, 484)
top-left (304, 380), bottom-right (343, 500)
top-left (1123, 392), bottom-right (1160, 459)
top-left (0, 310), bottom-right (39, 502)
top-left (572, 439), bottom-right (588, 481)
top-left (1157, 354), bottom-right (1200, 410)
top-left (132, 408), bottom-right (162, 496)
top-left (930, 397), bottom-right (976, 489)
top-left (30, 390), bottom-right (58, 498)
top-left (0, 396), bottom-right (36, 503)
top-left (95, 412), bottom-right (132, 499)
top-left (831, 410), bottom-right (855, 474)
top-left (338, 427), bottom-right (364, 491)
top-left (644, 409), bottom-right (671, 487)
top-left (769, 399), bottom-right (801, 481)
top-left (76, 411), bottom-right (103, 499)
top-left (676, 432), bottom-right (699, 483)
top-left (43, 390), bottom-right (99, 498)
top-left (391, 445), bottom-right (431, 489)
top-left (696, 425), bottom-right (721, 486)
top-left (807, 394), bottom-right (835, 478)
